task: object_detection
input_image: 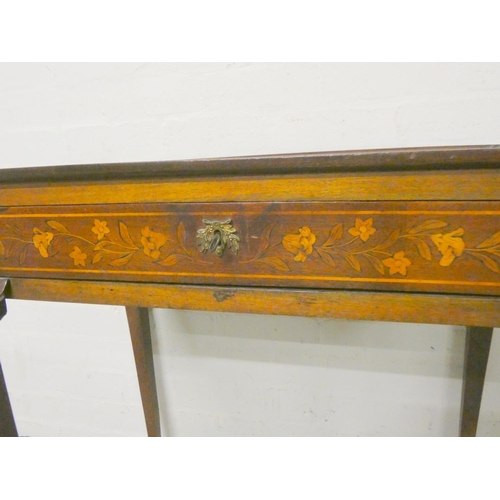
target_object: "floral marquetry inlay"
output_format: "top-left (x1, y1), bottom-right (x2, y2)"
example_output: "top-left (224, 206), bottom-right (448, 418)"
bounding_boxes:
top-left (0, 219), bottom-right (171, 269)
top-left (431, 229), bottom-right (465, 267)
top-left (348, 218), bottom-right (376, 242)
top-left (1, 209), bottom-right (500, 291)
top-left (282, 227), bottom-right (316, 262)
top-left (382, 251), bottom-right (412, 276)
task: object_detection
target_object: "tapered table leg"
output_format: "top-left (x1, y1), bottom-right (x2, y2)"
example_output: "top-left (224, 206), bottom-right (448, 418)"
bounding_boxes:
top-left (126, 307), bottom-right (161, 437)
top-left (1, 278), bottom-right (17, 436)
top-left (0, 363), bottom-right (17, 437)
top-left (460, 326), bottom-right (494, 437)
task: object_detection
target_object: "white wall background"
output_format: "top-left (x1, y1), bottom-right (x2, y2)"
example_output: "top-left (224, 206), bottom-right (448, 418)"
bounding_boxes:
top-left (1, 62), bottom-right (500, 436)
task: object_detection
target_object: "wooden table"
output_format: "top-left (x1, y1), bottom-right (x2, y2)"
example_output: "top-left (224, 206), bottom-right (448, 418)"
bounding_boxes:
top-left (1, 145), bottom-right (500, 437)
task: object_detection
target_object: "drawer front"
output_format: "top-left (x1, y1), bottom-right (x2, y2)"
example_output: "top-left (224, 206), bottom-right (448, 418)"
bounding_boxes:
top-left (1, 201), bottom-right (500, 296)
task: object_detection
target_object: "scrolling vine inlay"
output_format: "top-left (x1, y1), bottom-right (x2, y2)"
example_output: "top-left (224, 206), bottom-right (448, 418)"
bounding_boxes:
top-left (1, 217), bottom-right (500, 275)
top-left (1, 201), bottom-right (500, 294)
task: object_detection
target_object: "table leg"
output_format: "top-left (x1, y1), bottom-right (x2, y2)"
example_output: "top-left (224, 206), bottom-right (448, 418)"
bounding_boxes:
top-left (0, 278), bottom-right (7, 322)
top-left (1, 278), bottom-right (17, 437)
top-left (0, 297), bottom-right (5, 322)
top-left (126, 306), bottom-right (161, 437)
top-left (460, 326), bottom-right (494, 437)
top-left (0, 363), bottom-right (17, 437)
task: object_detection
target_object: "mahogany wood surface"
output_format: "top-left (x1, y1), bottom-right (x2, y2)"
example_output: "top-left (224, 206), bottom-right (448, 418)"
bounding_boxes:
top-left (1, 146), bottom-right (500, 436)
top-left (2, 145), bottom-right (500, 184)
top-left (2, 170), bottom-right (500, 206)
top-left (0, 363), bottom-right (17, 437)
top-left (0, 279), bottom-right (6, 321)
top-left (1, 201), bottom-right (500, 295)
top-left (460, 327), bottom-right (494, 437)
top-left (0, 280), bottom-right (16, 437)
top-left (126, 307), bottom-right (161, 437)
top-left (6, 278), bottom-right (500, 327)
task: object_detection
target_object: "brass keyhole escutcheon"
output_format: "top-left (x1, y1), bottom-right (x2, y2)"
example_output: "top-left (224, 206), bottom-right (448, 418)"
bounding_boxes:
top-left (196, 219), bottom-right (240, 257)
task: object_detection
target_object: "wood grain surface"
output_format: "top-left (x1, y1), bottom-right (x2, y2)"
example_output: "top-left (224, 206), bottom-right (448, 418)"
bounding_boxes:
top-left (460, 326), bottom-right (494, 437)
top-left (126, 307), bottom-right (161, 437)
top-left (2, 146), bottom-right (500, 438)
top-left (5, 278), bottom-right (500, 326)
top-left (1, 145), bottom-right (500, 184)
top-left (0, 363), bottom-right (17, 437)
top-left (1, 201), bottom-right (500, 295)
top-left (2, 170), bottom-right (500, 206)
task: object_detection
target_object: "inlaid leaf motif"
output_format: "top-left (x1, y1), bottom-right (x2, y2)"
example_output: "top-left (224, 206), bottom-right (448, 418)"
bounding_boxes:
top-left (5, 241), bottom-right (17, 258)
top-left (485, 248), bottom-right (500, 258)
top-left (158, 254), bottom-right (189, 267)
top-left (477, 230), bottom-right (500, 249)
top-left (408, 220), bottom-right (448, 234)
top-left (94, 240), bottom-right (115, 250)
top-left (109, 253), bottom-right (134, 267)
top-left (19, 246), bottom-right (29, 265)
top-left (255, 224), bottom-right (274, 258)
top-left (338, 250), bottom-right (361, 272)
top-left (468, 252), bottom-right (500, 273)
top-left (407, 236), bottom-right (432, 261)
top-left (50, 237), bottom-right (65, 255)
top-left (5, 213), bottom-right (500, 284)
top-left (316, 247), bottom-right (336, 268)
top-left (92, 251), bottom-right (104, 264)
top-left (47, 220), bottom-right (69, 233)
top-left (377, 229), bottom-right (400, 250)
top-left (119, 221), bottom-right (135, 247)
top-left (177, 222), bottom-right (187, 246)
top-left (259, 257), bottom-right (290, 272)
top-left (363, 253), bottom-right (385, 275)
top-left (322, 223), bottom-right (343, 247)
top-left (6, 224), bottom-right (23, 238)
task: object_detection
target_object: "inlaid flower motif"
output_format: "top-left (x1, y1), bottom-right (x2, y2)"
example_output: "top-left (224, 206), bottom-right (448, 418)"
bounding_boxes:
top-left (141, 226), bottom-right (167, 259)
top-left (382, 251), bottom-right (412, 276)
top-left (431, 228), bottom-right (465, 267)
top-left (282, 226), bottom-right (316, 262)
top-left (91, 219), bottom-right (110, 240)
top-left (69, 246), bottom-right (87, 267)
top-left (32, 228), bottom-right (54, 258)
top-left (348, 218), bottom-right (376, 242)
